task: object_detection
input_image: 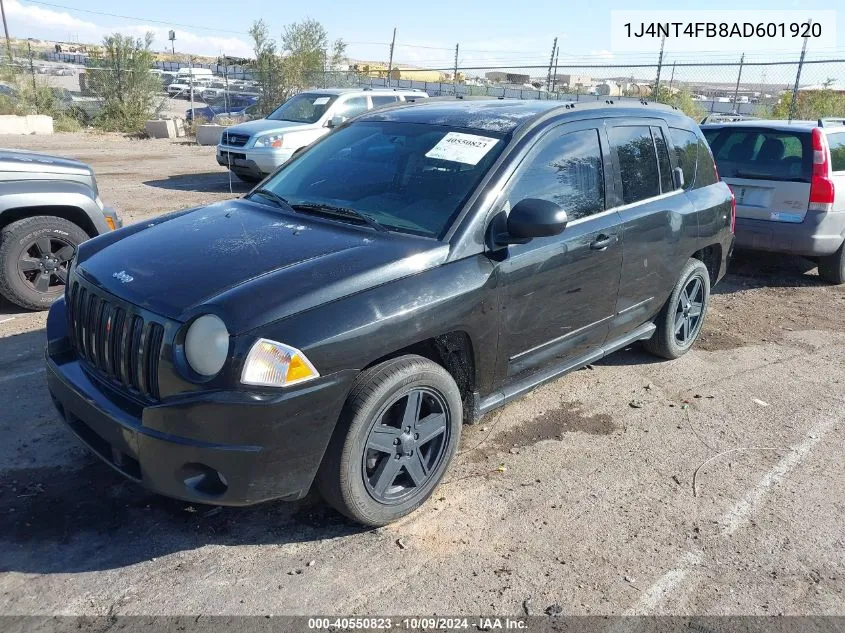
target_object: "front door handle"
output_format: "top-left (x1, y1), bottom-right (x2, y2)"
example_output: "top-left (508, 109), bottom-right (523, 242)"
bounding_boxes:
top-left (590, 234), bottom-right (617, 250)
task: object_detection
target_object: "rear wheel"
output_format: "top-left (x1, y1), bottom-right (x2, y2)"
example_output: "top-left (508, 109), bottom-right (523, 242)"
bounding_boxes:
top-left (818, 242), bottom-right (845, 284)
top-left (643, 258), bottom-right (711, 360)
top-left (0, 216), bottom-right (88, 310)
top-left (317, 355), bottom-right (462, 526)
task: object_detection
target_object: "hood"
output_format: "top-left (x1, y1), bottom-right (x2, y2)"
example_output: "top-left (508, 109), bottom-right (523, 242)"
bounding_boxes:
top-left (225, 118), bottom-right (316, 137)
top-left (0, 149), bottom-right (92, 176)
top-left (75, 199), bottom-right (447, 333)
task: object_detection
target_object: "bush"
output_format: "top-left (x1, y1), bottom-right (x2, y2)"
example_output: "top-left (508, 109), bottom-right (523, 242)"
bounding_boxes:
top-left (771, 80), bottom-right (845, 120)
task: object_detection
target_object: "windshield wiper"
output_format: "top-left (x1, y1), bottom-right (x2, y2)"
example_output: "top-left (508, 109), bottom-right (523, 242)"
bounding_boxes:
top-left (290, 202), bottom-right (388, 232)
top-left (248, 188), bottom-right (292, 210)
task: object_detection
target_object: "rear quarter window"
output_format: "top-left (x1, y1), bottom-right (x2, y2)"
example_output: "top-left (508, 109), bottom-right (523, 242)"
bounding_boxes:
top-left (695, 137), bottom-right (719, 188)
top-left (828, 133), bottom-right (845, 172)
top-left (669, 127), bottom-right (699, 190)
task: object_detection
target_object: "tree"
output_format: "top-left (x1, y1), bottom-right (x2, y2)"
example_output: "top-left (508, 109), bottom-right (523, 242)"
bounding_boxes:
top-left (86, 33), bottom-right (161, 133)
top-left (653, 86), bottom-right (706, 121)
top-left (248, 18), bottom-right (347, 114)
top-left (771, 78), bottom-right (845, 120)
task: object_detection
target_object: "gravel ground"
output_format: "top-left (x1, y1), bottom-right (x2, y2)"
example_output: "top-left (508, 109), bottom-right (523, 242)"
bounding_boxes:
top-left (0, 132), bottom-right (843, 618)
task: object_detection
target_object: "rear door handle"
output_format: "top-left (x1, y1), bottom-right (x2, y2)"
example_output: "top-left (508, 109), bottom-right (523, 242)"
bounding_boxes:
top-left (590, 234), bottom-right (617, 250)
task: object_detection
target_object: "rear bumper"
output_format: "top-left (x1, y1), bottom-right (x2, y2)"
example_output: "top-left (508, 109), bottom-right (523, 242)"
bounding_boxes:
top-left (734, 210), bottom-right (845, 257)
top-left (45, 303), bottom-right (353, 506)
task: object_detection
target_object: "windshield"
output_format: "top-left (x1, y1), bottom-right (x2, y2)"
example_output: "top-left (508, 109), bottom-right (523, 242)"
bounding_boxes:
top-left (266, 93), bottom-right (339, 123)
top-left (259, 121), bottom-right (508, 238)
top-left (705, 127), bottom-right (812, 182)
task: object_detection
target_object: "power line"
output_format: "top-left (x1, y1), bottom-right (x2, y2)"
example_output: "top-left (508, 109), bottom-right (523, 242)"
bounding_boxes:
top-left (21, 0), bottom-right (250, 35)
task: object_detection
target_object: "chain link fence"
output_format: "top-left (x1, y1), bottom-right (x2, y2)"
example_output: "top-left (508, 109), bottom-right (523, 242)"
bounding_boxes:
top-left (5, 48), bottom-right (845, 130)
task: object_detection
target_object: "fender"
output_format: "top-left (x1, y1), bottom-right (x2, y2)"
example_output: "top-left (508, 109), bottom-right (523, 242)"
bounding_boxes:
top-left (0, 179), bottom-right (109, 235)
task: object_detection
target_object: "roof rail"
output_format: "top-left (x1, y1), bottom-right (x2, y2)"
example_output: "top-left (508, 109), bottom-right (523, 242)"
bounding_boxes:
top-left (818, 117), bottom-right (845, 128)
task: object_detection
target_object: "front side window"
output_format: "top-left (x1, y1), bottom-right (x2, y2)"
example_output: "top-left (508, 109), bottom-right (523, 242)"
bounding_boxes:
top-left (259, 121), bottom-right (507, 238)
top-left (609, 126), bottom-right (661, 204)
top-left (266, 93), bottom-right (339, 123)
top-left (507, 128), bottom-right (605, 222)
top-left (334, 96), bottom-right (369, 118)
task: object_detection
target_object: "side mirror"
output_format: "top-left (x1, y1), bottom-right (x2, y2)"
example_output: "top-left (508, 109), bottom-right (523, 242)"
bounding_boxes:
top-left (497, 198), bottom-right (568, 245)
top-left (326, 115), bottom-right (346, 129)
top-left (672, 166), bottom-right (685, 190)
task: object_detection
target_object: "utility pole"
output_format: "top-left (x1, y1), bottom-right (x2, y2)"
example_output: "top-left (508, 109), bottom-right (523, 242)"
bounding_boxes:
top-left (653, 35), bottom-right (665, 100)
top-left (789, 19), bottom-right (811, 122)
top-left (386, 27), bottom-right (396, 87)
top-left (222, 53), bottom-right (229, 113)
top-left (732, 53), bottom-right (745, 114)
top-left (27, 41), bottom-right (37, 113)
top-left (545, 37), bottom-right (557, 92)
top-left (453, 43), bottom-right (459, 95)
top-left (551, 50), bottom-right (559, 93)
top-left (0, 0), bottom-right (11, 62)
top-left (188, 56), bottom-right (195, 121)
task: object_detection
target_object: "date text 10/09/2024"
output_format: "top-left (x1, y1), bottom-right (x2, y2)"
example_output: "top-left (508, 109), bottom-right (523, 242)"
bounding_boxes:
top-left (307, 617), bottom-right (528, 630)
top-left (623, 22), bottom-right (822, 39)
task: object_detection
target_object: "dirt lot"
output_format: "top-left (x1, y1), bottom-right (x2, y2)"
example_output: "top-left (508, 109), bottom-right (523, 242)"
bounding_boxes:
top-left (0, 133), bottom-right (843, 618)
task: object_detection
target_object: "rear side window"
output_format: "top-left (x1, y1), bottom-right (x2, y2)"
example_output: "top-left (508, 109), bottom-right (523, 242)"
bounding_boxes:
top-left (509, 128), bottom-right (605, 222)
top-left (828, 133), bottom-right (845, 172)
top-left (371, 95), bottom-right (399, 106)
top-left (706, 127), bottom-right (812, 182)
top-left (609, 126), bottom-right (660, 204)
top-left (651, 126), bottom-right (673, 193)
top-left (669, 127), bottom-right (698, 189)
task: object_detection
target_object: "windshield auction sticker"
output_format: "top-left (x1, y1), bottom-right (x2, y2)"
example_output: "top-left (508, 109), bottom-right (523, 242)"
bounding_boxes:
top-left (609, 10), bottom-right (836, 53)
top-left (426, 132), bottom-right (500, 165)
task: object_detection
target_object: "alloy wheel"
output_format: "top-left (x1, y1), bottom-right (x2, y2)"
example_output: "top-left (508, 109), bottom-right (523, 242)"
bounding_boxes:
top-left (362, 387), bottom-right (450, 505)
top-left (17, 236), bottom-right (75, 294)
top-left (674, 274), bottom-right (705, 346)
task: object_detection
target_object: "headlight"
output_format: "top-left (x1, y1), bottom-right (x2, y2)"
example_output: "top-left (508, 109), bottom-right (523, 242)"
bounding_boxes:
top-left (241, 338), bottom-right (319, 387)
top-left (184, 314), bottom-right (229, 377)
top-left (254, 133), bottom-right (285, 149)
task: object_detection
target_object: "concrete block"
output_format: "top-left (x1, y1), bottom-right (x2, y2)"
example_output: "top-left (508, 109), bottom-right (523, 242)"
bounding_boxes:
top-left (0, 114), bottom-right (54, 135)
top-left (196, 124), bottom-right (224, 146)
top-left (144, 119), bottom-right (177, 139)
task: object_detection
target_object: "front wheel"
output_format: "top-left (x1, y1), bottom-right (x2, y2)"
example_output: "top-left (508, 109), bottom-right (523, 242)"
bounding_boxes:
top-left (317, 355), bottom-right (462, 526)
top-left (643, 258), bottom-right (711, 360)
top-left (0, 216), bottom-right (88, 310)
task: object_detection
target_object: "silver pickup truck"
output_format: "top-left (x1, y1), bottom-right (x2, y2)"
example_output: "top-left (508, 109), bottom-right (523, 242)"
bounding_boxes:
top-left (0, 149), bottom-right (121, 310)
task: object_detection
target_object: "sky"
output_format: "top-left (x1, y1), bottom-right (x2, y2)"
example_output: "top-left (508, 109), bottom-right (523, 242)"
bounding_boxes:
top-left (3, 0), bottom-right (843, 72)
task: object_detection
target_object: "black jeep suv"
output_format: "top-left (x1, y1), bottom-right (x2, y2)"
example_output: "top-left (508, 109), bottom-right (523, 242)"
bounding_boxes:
top-left (46, 99), bottom-right (733, 525)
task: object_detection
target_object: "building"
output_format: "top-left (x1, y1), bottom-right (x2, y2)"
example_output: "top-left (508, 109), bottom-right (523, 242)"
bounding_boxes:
top-left (485, 71), bottom-right (530, 85)
top-left (553, 74), bottom-right (592, 89)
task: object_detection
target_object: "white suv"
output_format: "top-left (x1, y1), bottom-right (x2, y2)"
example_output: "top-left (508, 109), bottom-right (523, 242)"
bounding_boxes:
top-left (216, 88), bottom-right (428, 182)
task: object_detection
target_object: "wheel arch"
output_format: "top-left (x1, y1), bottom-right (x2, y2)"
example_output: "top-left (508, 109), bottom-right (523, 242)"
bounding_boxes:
top-left (691, 242), bottom-right (723, 286)
top-left (0, 205), bottom-right (98, 238)
top-left (362, 330), bottom-right (477, 422)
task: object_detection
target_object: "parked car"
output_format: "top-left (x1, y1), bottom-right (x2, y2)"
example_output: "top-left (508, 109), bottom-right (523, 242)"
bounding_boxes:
top-left (0, 149), bottom-right (120, 310)
top-left (167, 77), bottom-right (213, 98)
top-left (217, 87), bottom-right (429, 182)
top-left (211, 103), bottom-right (260, 125)
top-left (185, 95), bottom-right (258, 124)
top-left (702, 118), bottom-right (845, 283)
top-left (46, 99), bottom-right (732, 525)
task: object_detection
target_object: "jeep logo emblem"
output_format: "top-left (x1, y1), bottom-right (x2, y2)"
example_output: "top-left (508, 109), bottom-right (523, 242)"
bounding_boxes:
top-left (112, 270), bottom-right (134, 284)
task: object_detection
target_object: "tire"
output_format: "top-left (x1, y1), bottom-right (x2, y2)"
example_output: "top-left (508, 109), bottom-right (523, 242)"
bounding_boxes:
top-left (317, 355), bottom-right (462, 526)
top-left (0, 216), bottom-right (88, 311)
top-left (818, 242), bottom-right (845, 285)
top-left (643, 258), bottom-right (711, 360)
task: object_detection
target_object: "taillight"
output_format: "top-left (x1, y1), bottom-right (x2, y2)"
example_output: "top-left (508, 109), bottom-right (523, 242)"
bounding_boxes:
top-left (809, 128), bottom-right (835, 212)
top-left (731, 190), bottom-right (736, 233)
